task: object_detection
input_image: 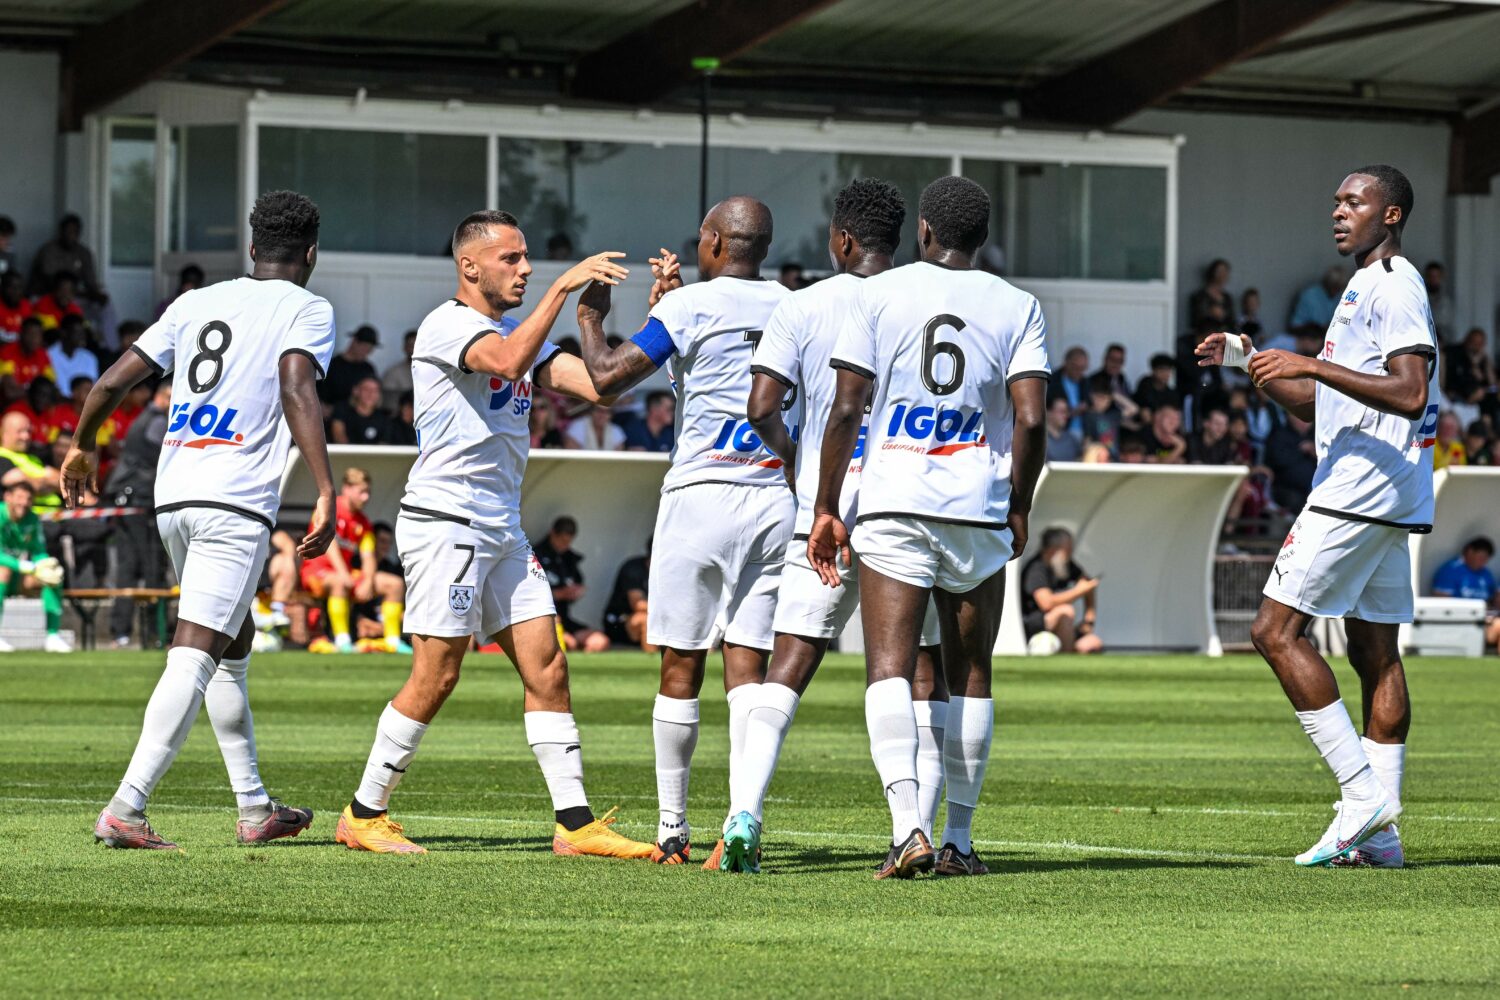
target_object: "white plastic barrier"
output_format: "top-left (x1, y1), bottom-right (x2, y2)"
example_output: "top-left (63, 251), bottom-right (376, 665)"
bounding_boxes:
top-left (279, 446), bottom-right (669, 629)
top-left (994, 463), bottom-right (1245, 656)
top-left (1410, 466), bottom-right (1500, 598)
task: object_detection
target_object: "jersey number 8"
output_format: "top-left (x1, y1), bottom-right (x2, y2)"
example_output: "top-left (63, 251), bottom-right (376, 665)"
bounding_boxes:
top-left (922, 314), bottom-right (966, 396)
top-left (188, 321), bottom-right (233, 393)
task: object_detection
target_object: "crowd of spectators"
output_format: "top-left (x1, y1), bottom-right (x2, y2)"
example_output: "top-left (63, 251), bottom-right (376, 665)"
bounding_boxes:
top-left (1044, 257), bottom-right (1500, 539)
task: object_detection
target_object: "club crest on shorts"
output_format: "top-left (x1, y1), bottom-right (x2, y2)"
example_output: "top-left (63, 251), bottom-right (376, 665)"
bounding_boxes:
top-left (449, 584), bottom-right (475, 616)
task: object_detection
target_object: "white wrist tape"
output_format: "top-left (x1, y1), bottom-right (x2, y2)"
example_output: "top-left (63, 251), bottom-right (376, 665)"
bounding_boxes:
top-left (1221, 335), bottom-right (1256, 371)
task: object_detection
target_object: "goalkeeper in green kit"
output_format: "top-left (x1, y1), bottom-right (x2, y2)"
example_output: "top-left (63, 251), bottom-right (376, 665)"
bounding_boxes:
top-left (0, 480), bottom-right (69, 652)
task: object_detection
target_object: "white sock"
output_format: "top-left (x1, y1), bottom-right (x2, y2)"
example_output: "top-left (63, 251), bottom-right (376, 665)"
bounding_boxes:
top-left (913, 700), bottom-right (947, 839)
top-left (1295, 699), bottom-right (1385, 807)
top-left (733, 682), bottom-right (800, 822)
top-left (724, 681), bottom-right (761, 831)
top-left (1362, 736), bottom-right (1406, 807)
top-left (525, 711), bottom-right (589, 813)
top-left (865, 676), bottom-right (920, 843)
top-left (204, 654), bottom-right (270, 813)
top-left (116, 646), bottom-right (219, 811)
top-left (353, 702), bottom-right (428, 812)
top-left (653, 695), bottom-right (699, 844)
top-left (941, 696), bottom-right (993, 853)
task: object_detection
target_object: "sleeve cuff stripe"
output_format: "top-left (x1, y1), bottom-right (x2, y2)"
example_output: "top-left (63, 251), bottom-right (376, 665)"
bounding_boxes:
top-left (750, 364), bottom-right (796, 389)
top-left (280, 348), bottom-right (326, 380)
top-left (129, 344), bottom-right (165, 378)
top-left (1006, 369), bottom-right (1050, 385)
top-left (1385, 345), bottom-right (1435, 360)
top-left (830, 358), bottom-right (875, 380)
top-left (458, 330), bottom-right (499, 374)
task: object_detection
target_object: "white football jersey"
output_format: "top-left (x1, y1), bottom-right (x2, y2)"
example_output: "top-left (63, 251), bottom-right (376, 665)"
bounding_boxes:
top-left (752, 273), bottom-right (869, 535)
top-left (1306, 255), bottom-right (1439, 528)
top-left (400, 299), bottom-right (559, 529)
top-left (830, 261), bottom-right (1050, 528)
top-left (132, 276), bottom-right (335, 528)
top-left (631, 276), bottom-right (790, 493)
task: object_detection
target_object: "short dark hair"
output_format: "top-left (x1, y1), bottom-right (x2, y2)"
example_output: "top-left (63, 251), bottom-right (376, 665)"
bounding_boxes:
top-left (1465, 536), bottom-right (1495, 556)
top-left (180, 264), bottom-right (205, 286)
top-left (832, 178), bottom-right (906, 257)
top-left (1106, 343), bottom-right (1125, 356)
top-left (1041, 526), bottom-right (1072, 550)
top-left (249, 190), bottom-right (320, 263)
top-left (645, 389), bottom-right (673, 411)
top-left (5, 479), bottom-right (35, 496)
top-left (452, 210), bottom-right (520, 256)
top-left (552, 515), bottom-right (578, 536)
top-left (1351, 164), bottom-right (1414, 225)
top-left (373, 521), bottom-right (394, 537)
top-left (918, 176), bottom-right (990, 254)
top-left (1088, 373), bottom-right (1113, 394)
top-left (0, 215), bottom-right (14, 236)
top-left (59, 213), bottom-right (81, 230)
top-left (116, 319), bottom-right (147, 340)
top-left (1150, 352), bottom-right (1174, 369)
top-left (69, 375), bottom-right (93, 394)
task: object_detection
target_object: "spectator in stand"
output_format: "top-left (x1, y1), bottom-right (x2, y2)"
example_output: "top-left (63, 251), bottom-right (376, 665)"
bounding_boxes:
top-left (1424, 261), bottom-right (1454, 345)
top-left (1045, 395), bottom-right (1083, 462)
top-left (154, 264), bottom-right (205, 320)
top-left (546, 232), bottom-right (574, 260)
top-left (1433, 411), bottom-right (1466, 470)
top-left (43, 376), bottom-right (107, 446)
top-left (0, 272), bottom-right (30, 343)
top-left (31, 272), bottom-right (85, 333)
top-left (1133, 352), bottom-right (1180, 425)
top-left (603, 538), bottom-right (653, 652)
top-left (47, 315), bottom-right (98, 389)
top-left (1293, 327), bottom-right (1325, 359)
top-left (1080, 373), bottom-right (1124, 458)
top-left (320, 325), bottom-right (380, 404)
top-left (0, 215), bottom-right (15, 276)
top-left (1189, 407), bottom-right (1234, 464)
top-left (1238, 287), bottom-right (1263, 338)
top-left (1431, 536), bottom-right (1500, 651)
top-left (1263, 413), bottom-right (1316, 511)
top-left (0, 317), bottom-right (55, 402)
top-left (28, 214), bottom-right (106, 304)
top-left (1288, 265), bottom-right (1345, 337)
top-left (6, 377), bottom-right (56, 440)
top-left (0, 480), bottom-right (68, 652)
top-left (1139, 403), bottom-right (1187, 464)
top-left (105, 319), bottom-right (146, 370)
top-left (1021, 527), bottom-right (1103, 654)
top-left (1225, 411), bottom-right (1255, 465)
top-left (330, 376), bottom-right (393, 444)
top-left (1176, 319), bottom-right (1229, 428)
top-left (568, 404), bottom-right (627, 451)
top-left (533, 515), bottom-right (609, 652)
top-left (1239, 385), bottom-right (1280, 457)
top-left (353, 521), bottom-right (406, 645)
top-left (1118, 435), bottom-right (1148, 464)
top-left (528, 394), bottom-right (573, 450)
top-left (1049, 346), bottom-right (1090, 436)
top-left (104, 378), bottom-right (171, 646)
top-left (623, 389), bottom-right (674, 452)
top-left (387, 391), bottom-right (418, 446)
top-left (0, 411), bottom-right (60, 501)
top-left (380, 329), bottom-right (417, 411)
top-left (301, 467), bottom-right (409, 654)
top-left (1465, 421), bottom-right (1491, 466)
top-left (1444, 327), bottom-right (1498, 428)
top-left (1092, 343), bottom-right (1130, 397)
top-left (778, 262), bottom-right (805, 291)
top-left (1188, 258), bottom-right (1233, 330)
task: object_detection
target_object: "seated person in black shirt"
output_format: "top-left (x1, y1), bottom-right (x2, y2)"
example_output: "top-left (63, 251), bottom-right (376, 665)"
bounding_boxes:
top-left (603, 538), bottom-right (653, 653)
top-left (1020, 527), bottom-right (1103, 654)
top-left (354, 522), bottom-right (406, 640)
top-left (331, 376), bottom-right (394, 444)
top-left (320, 325), bottom-right (380, 404)
top-left (532, 515), bottom-right (609, 653)
top-left (1133, 352), bottom-right (1181, 425)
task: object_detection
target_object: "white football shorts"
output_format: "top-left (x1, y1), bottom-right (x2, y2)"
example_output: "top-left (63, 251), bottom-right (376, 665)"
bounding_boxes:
top-left (852, 516), bottom-right (1014, 595)
top-left (773, 536), bottom-right (941, 645)
top-left (158, 506), bottom-right (270, 636)
top-left (398, 512), bottom-right (555, 640)
top-left (648, 481), bottom-right (794, 651)
top-left (1264, 508), bottom-right (1413, 624)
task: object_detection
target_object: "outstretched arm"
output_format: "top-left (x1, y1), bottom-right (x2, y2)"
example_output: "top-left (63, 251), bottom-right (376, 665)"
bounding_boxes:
top-left (576, 280), bottom-right (665, 396)
top-left (464, 253), bottom-right (629, 380)
top-left (60, 350), bottom-right (154, 506)
top-left (280, 352), bottom-right (338, 560)
top-left (1007, 375), bottom-right (1047, 559)
top-left (808, 367), bottom-right (870, 586)
top-left (1197, 332), bottom-right (1316, 422)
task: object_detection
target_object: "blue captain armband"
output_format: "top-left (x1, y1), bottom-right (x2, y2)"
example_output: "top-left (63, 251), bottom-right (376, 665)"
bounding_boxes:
top-left (629, 317), bottom-right (675, 368)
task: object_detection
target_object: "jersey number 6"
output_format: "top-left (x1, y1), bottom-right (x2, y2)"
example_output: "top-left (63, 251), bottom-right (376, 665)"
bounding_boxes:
top-left (921, 314), bottom-right (966, 396)
top-left (187, 321), bottom-right (233, 393)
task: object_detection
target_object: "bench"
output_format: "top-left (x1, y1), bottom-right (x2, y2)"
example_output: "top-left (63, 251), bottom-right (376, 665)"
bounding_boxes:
top-left (64, 588), bottom-right (177, 650)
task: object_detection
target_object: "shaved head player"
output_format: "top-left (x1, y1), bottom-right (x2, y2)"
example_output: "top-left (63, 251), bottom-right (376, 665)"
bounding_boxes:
top-left (577, 197), bottom-right (794, 871)
top-left (812, 176), bottom-right (1049, 879)
top-left (1198, 165), bottom-right (1437, 868)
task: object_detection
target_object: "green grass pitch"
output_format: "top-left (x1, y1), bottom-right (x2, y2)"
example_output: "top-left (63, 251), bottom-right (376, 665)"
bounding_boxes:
top-left (3, 650), bottom-right (1499, 997)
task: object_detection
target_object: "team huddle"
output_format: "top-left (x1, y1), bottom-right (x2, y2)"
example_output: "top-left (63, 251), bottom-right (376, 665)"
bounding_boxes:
top-left (62, 162), bottom-right (1436, 876)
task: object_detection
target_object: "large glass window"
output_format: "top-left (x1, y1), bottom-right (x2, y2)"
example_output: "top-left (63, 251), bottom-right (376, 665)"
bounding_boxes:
top-left (708, 149), bottom-right (949, 269)
top-left (108, 120), bottom-right (156, 268)
top-left (169, 125), bottom-right (238, 253)
top-left (962, 161), bottom-right (1167, 281)
top-left (258, 127), bottom-right (486, 255)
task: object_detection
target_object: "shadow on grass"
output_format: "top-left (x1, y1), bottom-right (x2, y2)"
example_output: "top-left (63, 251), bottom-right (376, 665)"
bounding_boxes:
top-left (767, 845), bottom-right (1257, 876)
top-left (395, 834), bottom-right (543, 852)
top-left (1405, 857), bottom-right (1500, 868)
